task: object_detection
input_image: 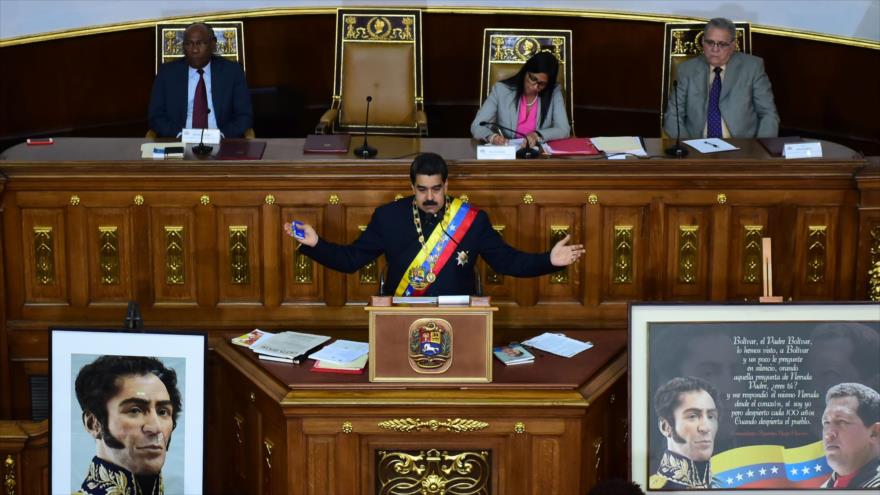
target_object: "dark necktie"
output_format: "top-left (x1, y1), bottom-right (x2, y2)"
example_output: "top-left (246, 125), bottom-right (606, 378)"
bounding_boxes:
top-left (706, 66), bottom-right (723, 138)
top-left (192, 68), bottom-right (208, 129)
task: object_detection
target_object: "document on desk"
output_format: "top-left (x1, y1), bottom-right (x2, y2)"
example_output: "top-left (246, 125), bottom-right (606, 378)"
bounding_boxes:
top-left (590, 136), bottom-right (647, 157)
top-left (521, 332), bottom-right (594, 358)
top-left (683, 138), bottom-right (739, 153)
top-left (310, 339), bottom-right (369, 365)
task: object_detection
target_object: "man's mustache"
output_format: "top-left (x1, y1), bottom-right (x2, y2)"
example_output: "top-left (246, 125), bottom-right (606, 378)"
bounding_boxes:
top-left (422, 200), bottom-right (438, 206)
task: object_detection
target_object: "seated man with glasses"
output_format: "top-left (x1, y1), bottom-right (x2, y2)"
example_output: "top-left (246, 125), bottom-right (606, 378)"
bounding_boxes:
top-left (470, 51), bottom-right (570, 149)
top-left (664, 17), bottom-right (779, 139)
top-left (148, 22), bottom-right (253, 138)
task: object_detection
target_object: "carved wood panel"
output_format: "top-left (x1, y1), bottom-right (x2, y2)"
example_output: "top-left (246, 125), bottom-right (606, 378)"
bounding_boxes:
top-left (85, 208), bottom-right (133, 303)
top-left (20, 208), bottom-right (68, 305)
top-left (216, 207), bottom-right (263, 304)
top-left (665, 207), bottom-right (711, 300)
top-left (538, 207), bottom-right (582, 302)
top-left (727, 207), bottom-right (771, 300)
top-left (793, 207), bottom-right (839, 300)
top-left (150, 207), bottom-right (198, 305)
top-left (477, 206), bottom-right (518, 302)
top-left (280, 207), bottom-right (324, 303)
top-left (345, 206), bottom-right (386, 302)
top-left (600, 206), bottom-right (646, 302)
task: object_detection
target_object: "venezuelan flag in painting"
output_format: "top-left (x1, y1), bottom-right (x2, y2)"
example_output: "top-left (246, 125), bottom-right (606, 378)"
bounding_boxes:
top-left (712, 441), bottom-right (829, 489)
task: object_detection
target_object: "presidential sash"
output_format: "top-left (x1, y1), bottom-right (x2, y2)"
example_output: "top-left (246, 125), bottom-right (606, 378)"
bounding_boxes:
top-left (396, 198), bottom-right (478, 296)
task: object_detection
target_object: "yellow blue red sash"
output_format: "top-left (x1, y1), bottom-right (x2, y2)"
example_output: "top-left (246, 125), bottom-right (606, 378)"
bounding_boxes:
top-left (396, 198), bottom-right (478, 296)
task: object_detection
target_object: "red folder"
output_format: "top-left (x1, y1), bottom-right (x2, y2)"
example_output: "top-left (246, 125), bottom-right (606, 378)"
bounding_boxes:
top-left (216, 140), bottom-right (266, 160)
top-left (544, 137), bottom-right (599, 156)
top-left (304, 134), bottom-right (351, 153)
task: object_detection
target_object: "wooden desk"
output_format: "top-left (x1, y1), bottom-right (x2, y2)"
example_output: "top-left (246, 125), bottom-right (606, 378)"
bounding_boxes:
top-left (0, 137), bottom-right (877, 419)
top-left (207, 331), bottom-right (628, 495)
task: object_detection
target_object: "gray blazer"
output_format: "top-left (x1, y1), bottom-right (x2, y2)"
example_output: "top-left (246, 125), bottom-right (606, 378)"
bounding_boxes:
top-left (470, 81), bottom-right (571, 141)
top-left (664, 51), bottom-right (779, 139)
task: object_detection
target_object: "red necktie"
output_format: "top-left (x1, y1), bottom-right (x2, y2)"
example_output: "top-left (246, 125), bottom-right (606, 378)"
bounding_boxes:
top-left (192, 68), bottom-right (208, 129)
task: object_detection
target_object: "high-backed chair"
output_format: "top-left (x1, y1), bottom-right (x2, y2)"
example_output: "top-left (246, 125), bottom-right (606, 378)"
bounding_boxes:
top-left (150, 21), bottom-right (253, 139)
top-left (660, 22), bottom-right (751, 133)
top-left (155, 21), bottom-right (246, 74)
top-left (480, 28), bottom-right (574, 134)
top-left (316, 9), bottom-right (427, 136)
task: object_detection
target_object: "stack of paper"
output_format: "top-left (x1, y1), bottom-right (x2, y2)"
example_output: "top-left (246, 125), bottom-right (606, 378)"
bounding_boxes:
top-left (521, 332), bottom-right (593, 358)
top-left (590, 136), bottom-right (647, 158)
top-left (683, 138), bottom-right (739, 154)
top-left (309, 340), bottom-right (369, 374)
top-left (250, 331), bottom-right (331, 364)
top-left (492, 344), bottom-right (535, 365)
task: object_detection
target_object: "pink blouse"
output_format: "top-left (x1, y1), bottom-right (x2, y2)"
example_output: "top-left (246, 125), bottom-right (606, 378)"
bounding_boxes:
top-left (515, 95), bottom-right (539, 138)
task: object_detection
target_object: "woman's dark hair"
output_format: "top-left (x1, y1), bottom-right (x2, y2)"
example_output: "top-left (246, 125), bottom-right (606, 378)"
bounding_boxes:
top-left (501, 50), bottom-right (560, 128)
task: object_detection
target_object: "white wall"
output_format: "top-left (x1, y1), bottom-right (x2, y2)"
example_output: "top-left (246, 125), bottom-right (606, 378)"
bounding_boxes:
top-left (1, 0), bottom-right (878, 42)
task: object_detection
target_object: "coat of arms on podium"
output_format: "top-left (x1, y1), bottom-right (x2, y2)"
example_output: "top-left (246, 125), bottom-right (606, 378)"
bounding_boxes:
top-left (408, 318), bottom-right (453, 373)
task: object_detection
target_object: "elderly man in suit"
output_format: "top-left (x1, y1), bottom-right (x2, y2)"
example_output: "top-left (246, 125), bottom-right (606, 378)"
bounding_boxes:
top-left (664, 17), bottom-right (779, 139)
top-left (148, 22), bottom-right (253, 138)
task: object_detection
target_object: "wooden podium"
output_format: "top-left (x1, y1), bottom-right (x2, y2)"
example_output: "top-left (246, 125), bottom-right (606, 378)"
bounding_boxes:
top-left (366, 297), bottom-right (497, 383)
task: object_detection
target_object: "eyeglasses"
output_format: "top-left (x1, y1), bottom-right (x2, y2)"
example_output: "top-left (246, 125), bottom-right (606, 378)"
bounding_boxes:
top-left (702, 39), bottom-right (733, 50)
top-left (526, 72), bottom-right (549, 89)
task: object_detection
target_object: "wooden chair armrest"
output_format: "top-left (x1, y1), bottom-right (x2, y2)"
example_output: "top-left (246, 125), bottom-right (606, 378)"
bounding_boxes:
top-left (316, 108), bottom-right (339, 134)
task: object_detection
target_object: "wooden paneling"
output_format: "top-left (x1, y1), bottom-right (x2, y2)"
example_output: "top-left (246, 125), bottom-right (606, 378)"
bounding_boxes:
top-left (0, 137), bottom-right (873, 417)
top-left (1, 12), bottom-right (877, 154)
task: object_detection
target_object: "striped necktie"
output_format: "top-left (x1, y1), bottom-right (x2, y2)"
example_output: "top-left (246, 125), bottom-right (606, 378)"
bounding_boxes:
top-left (706, 66), bottom-right (723, 138)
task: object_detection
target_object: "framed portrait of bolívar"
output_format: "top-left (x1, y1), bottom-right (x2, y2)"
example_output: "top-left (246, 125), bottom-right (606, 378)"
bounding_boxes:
top-left (630, 303), bottom-right (880, 494)
top-left (50, 329), bottom-right (206, 495)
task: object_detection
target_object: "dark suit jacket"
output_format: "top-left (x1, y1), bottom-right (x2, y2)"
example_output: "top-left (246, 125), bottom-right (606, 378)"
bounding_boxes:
top-left (148, 56), bottom-right (253, 138)
top-left (299, 196), bottom-right (558, 296)
top-left (664, 51), bottom-right (779, 139)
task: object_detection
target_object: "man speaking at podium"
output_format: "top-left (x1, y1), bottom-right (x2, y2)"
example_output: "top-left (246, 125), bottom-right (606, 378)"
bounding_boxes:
top-left (286, 153), bottom-right (584, 296)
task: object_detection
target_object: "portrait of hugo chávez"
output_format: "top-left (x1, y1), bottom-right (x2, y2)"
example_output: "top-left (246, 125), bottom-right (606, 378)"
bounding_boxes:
top-left (650, 376), bottom-right (722, 490)
top-left (821, 382), bottom-right (880, 489)
top-left (73, 355), bottom-right (182, 495)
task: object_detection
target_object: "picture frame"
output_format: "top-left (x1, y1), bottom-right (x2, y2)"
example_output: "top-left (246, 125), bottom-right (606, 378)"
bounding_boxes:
top-left (51, 329), bottom-right (206, 495)
top-left (630, 303), bottom-right (880, 494)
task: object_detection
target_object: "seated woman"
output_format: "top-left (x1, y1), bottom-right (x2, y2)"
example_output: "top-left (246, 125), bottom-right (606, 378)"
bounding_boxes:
top-left (470, 51), bottom-right (571, 148)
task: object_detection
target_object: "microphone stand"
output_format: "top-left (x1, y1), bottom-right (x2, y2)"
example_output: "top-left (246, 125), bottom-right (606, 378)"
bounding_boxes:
top-left (123, 301), bottom-right (144, 330)
top-left (665, 80), bottom-right (688, 158)
top-left (354, 95), bottom-right (378, 158)
top-left (192, 127), bottom-right (213, 156)
top-left (478, 121), bottom-right (541, 159)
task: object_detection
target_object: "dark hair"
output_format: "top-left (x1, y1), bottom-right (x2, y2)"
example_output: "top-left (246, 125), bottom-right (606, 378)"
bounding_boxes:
top-left (501, 51), bottom-right (560, 128)
top-left (75, 355), bottom-right (183, 433)
top-left (409, 152), bottom-right (448, 184)
top-left (654, 376), bottom-right (720, 428)
top-left (588, 479), bottom-right (646, 495)
top-left (826, 383), bottom-right (880, 426)
top-left (185, 22), bottom-right (216, 41)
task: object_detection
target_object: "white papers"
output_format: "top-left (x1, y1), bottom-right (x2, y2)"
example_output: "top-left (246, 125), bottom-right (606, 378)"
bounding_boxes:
top-left (522, 332), bottom-right (594, 358)
top-left (438, 295), bottom-right (470, 305)
top-left (591, 136), bottom-right (647, 157)
top-left (181, 128), bottom-right (221, 144)
top-left (683, 138), bottom-right (739, 154)
top-left (477, 145), bottom-right (516, 160)
top-left (309, 340), bottom-right (369, 365)
top-left (140, 142), bottom-right (183, 159)
top-left (392, 296), bottom-right (437, 304)
top-left (783, 142), bottom-right (822, 159)
top-left (250, 331), bottom-right (330, 360)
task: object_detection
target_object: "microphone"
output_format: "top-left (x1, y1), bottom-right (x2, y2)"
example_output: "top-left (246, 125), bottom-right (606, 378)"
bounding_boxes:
top-left (192, 126), bottom-right (212, 156)
top-left (354, 95), bottom-right (378, 158)
top-left (123, 301), bottom-right (144, 330)
top-left (665, 80), bottom-right (688, 158)
top-left (478, 121), bottom-right (541, 159)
